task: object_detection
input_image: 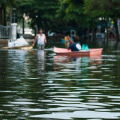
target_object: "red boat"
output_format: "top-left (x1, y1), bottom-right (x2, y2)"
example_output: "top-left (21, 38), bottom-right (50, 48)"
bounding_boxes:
top-left (53, 47), bottom-right (103, 57)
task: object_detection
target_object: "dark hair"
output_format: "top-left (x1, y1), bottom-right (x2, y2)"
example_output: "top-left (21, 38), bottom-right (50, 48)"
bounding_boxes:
top-left (39, 28), bottom-right (43, 31)
top-left (65, 32), bottom-right (69, 36)
top-left (73, 36), bottom-right (79, 42)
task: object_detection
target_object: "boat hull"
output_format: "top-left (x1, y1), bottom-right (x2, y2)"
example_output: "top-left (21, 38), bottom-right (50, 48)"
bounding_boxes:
top-left (53, 47), bottom-right (103, 57)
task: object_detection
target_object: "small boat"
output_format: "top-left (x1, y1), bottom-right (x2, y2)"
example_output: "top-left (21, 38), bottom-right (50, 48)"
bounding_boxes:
top-left (53, 47), bottom-right (103, 57)
top-left (2, 46), bottom-right (33, 50)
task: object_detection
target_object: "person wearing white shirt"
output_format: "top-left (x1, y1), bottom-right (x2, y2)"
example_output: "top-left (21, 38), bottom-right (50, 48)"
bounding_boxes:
top-left (32, 28), bottom-right (47, 49)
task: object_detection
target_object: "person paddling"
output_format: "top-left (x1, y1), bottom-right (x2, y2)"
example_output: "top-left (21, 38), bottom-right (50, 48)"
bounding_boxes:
top-left (32, 28), bottom-right (47, 49)
top-left (67, 36), bottom-right (81, 51)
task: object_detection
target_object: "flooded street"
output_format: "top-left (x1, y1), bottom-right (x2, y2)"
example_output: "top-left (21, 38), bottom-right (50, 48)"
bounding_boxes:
top-left (0, 41), bottom-right (120, 120)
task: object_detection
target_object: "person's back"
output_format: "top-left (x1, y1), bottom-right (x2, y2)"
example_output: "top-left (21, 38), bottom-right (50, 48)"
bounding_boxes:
top-left (68, 36), bottom-right (81, 51)
top-left (68, 42), bottom-right (81, 51)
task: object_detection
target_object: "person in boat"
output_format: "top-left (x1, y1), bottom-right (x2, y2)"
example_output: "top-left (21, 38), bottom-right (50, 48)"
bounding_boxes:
top-left (32, 28), bottom-right (47, 49)
top-left (67, 36), bottom-right (81, 51)
top-left (64, 33), bottom-right (70, 47)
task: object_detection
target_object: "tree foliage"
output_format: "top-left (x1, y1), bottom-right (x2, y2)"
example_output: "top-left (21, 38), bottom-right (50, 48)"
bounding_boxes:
top-left (84, 0), bottom-right (120, 19)
top-left (57, 0), bottom-right (85, 23)
top-left (15, 0), bottom-right (60, 30)
top-left (84, 0), bottom-right (120, 42)
top-left (0, 0), bottom-right (15, 25)
top-left (1, 0), bottom-right (120, 42)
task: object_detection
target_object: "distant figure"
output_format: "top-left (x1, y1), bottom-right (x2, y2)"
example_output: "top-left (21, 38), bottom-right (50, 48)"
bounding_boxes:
top-left (64, 34), bottom-right (70, 47)
top-left (110, 26), bottom-right (115, 39)
top-left (32, 28), bottom-right (47, 49)
top-left (67, 36), bottom-right (81, 51)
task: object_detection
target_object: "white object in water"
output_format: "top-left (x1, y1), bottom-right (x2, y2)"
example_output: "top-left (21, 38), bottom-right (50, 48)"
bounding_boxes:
top-left (8, 40), bottom-right (12, 47)
top-left (8, 40), bottom-right (16, 47)
top-left (48, 30), bottom-right (56, 36)
top-left (16, 36), bottom-right (28, 46)
top-left (8, 36), bottom-right (28, 47)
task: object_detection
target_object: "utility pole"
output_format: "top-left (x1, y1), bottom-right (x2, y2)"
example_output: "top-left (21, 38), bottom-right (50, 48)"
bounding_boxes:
top-left (23, 16), bottom-right (24, 35)
top-left (11, 8), bottom-right (17, 40)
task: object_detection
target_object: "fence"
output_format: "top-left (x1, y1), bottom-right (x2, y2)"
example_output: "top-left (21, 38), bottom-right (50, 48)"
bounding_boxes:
top-left (0, 25), bottom-right (12, 39)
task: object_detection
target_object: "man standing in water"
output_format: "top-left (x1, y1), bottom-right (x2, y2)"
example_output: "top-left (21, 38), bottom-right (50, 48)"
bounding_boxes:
top-left (32, 28), bottom-right (47, 49)
top-left (67, 36), bottom-right (81, 51)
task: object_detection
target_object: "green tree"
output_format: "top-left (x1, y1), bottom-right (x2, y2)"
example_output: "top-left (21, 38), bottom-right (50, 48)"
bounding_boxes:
top-left (0, 0), bottom-right (15, 25)
top-left (15, 0), bottom-right (59, 32)
top-left (57, 0), bottom-right (99, 37)
top-left (57, 0), bottom-right (85, 25)
top-left (84, 0), bottom-right (120, 45)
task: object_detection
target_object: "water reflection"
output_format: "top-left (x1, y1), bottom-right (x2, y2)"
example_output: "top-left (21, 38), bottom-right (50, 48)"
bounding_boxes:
top-left (53, 55), bottom-right (103, 93)
top-left (0, 47), bottom-right (120, 120)
top-left (37, 50), bottom-right (46, 75)
top-left (0, 49), bottom-right (47, 120)
top-left (6, 49), bottom-right (46, 77)
top-left (54, 55), bottom-right (102, 72)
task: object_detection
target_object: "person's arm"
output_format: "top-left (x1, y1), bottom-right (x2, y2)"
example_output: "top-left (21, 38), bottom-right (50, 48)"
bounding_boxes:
top-left (66, 41), bottom-right (70, 48)
top-left (44, 35), bottom-right (47, 44)
top-left (67, 44), bottom-right (72, 50)
top-left (32, 35), bottom-right (38, 47)
top-left (68, 36), bottom-right (74, 44)
top-left (66, 36), bottom-right (73, 49)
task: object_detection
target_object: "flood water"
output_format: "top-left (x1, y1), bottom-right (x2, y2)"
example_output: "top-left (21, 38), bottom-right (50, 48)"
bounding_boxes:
top-left (0, 40), bottom-right (120, 120)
